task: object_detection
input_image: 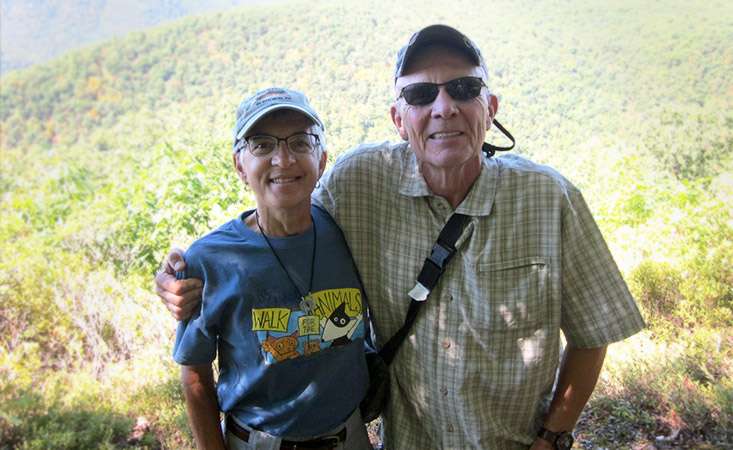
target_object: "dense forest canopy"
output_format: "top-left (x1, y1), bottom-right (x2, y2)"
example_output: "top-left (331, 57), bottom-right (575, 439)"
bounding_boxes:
top-left (1, 0), bottom-right (731, 448)
top-left (3, 0), bottom-right (731, 177)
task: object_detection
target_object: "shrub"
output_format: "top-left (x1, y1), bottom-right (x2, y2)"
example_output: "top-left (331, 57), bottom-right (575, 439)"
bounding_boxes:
top-left (1, 384), bottom-right (131, 450)
top-left (580, 329), bottom-right (733, 448)
top-left (629, 261), bottom-right (683, 326)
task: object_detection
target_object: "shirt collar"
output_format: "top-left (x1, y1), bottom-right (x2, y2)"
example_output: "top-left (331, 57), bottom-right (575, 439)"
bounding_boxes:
top-left (398, 145), bottom-right (498, 217)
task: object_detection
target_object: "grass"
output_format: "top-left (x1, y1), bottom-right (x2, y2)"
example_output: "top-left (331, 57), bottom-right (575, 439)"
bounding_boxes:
top-left (2, 327), bottom-right (730, 449)
top-left (575, 330), bottom-right (732, 449)
top-left (1, 350), bottom-right (193, 450)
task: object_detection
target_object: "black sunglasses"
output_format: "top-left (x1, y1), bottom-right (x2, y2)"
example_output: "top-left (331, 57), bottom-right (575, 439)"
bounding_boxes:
top-left (398, 76), bottom-right (487, 106)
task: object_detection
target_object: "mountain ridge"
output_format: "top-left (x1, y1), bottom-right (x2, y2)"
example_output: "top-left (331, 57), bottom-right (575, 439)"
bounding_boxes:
top-left (2, 0), bottom-right (731, 184)
top-left (0, 0), bottom-right (288, 73)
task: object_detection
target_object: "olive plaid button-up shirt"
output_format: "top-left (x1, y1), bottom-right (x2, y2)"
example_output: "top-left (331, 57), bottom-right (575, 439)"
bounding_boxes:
top-left (315, 142), bottom-right (644, 450)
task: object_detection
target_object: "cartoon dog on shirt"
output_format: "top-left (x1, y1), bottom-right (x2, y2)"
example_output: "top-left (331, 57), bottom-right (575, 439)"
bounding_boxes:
top-left (321, 303), bottom-right (361, 347)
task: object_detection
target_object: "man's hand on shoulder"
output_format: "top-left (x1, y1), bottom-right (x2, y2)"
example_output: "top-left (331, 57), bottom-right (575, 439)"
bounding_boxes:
top-left (155, 248), bottom-right (203, 321)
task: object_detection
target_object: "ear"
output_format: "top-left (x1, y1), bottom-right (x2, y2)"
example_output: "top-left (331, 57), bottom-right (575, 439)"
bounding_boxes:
top-left (486, 94), bottom-right (499, 129)
top-left (390, 103), bottom-right (409, 140)
top-left (318, 149), bottom-right (328, 178)
top-left (232, 152), bottom-right (248, 185)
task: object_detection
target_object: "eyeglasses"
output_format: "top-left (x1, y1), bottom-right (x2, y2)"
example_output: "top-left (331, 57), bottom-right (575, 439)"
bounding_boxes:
top-left (397, 76), bottom-right (487, 106)
top-left (240, 132), bottom-right (320, 157)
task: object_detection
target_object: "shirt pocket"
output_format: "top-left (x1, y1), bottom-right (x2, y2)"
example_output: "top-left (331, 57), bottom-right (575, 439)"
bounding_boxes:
top-left (476, 256), bottom-right (549, 333)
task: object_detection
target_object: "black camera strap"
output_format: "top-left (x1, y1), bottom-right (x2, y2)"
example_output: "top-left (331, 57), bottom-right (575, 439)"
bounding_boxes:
top-left (482, 118), bottom-right (515, 158)
top-left (379, 213), bottom-right (470, 365)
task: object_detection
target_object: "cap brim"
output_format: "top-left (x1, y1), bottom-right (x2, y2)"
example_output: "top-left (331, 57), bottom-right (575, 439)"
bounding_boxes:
top-left (235, 104), bottom-right (323, 140)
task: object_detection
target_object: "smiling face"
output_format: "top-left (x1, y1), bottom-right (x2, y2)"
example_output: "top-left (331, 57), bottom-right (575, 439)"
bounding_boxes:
top-left (233, 110), bottom-right (327, 215)
top-left (391, 46), bottom-right (498, 181)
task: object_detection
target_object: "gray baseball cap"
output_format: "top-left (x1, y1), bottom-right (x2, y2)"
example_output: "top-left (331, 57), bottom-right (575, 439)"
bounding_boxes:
top-left (394, 24), bottom-right (488, 80)
top-left (233, 87), bottom-right (324, 144)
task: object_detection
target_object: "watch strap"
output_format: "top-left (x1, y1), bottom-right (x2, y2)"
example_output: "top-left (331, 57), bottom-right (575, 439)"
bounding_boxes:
top-left (537, 427), bottom-right (573, 450)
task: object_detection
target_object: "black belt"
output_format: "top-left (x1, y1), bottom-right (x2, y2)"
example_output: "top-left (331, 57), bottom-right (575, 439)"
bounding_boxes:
top-left (225, 415), bottom-right (347, 450)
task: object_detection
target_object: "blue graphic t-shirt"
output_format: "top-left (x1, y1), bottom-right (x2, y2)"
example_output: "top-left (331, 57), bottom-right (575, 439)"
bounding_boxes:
top-left (173, 205), bottom-right (369, 438)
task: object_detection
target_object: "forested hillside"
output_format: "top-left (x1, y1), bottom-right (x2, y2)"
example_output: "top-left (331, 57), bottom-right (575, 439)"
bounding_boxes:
top-left (0, 0), bottom-right (286, 73)
top-left (1, 0), bottom-right (732, 448)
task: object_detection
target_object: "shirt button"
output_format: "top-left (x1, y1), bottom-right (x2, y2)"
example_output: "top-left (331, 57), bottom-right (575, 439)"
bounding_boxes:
top-left (447, 424), bottom-right (454, 432)
top-left (442, 340), bottom-right (451, 349)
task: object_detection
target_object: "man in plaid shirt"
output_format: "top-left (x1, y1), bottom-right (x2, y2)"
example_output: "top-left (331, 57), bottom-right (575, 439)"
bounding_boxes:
top-left (157, 25), bottom-right (644, 450)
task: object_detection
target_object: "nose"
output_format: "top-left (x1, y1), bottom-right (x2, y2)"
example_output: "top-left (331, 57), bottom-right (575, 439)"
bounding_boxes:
top-left (431, 86), bottom-right (458, 119)
top-left (270, 141), bottom-right (295, 167)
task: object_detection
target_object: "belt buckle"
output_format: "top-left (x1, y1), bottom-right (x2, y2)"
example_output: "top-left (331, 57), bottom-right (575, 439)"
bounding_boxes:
top-left (296, 435), bottom-right (339, 449)
top-left (304, 436), bottom-right (341, 450)
top-left (318, 435), bottom-right (341, 448)
top-left (288, 431), bottom-right (342, 449)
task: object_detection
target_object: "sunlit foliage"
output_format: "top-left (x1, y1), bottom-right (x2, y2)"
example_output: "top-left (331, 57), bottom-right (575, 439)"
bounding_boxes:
top-left (1, 0), bottom-right (731, 448)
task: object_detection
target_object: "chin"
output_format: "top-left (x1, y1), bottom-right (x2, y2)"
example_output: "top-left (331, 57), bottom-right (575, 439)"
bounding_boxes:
top-left (427, 149), bottom-right (479, 168)
top-left (264, 195), bottom-right (312, 211)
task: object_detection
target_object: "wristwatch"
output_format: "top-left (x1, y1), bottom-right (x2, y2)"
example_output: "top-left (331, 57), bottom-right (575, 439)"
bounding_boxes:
top-left (537, 427), bottom-right (574, 450)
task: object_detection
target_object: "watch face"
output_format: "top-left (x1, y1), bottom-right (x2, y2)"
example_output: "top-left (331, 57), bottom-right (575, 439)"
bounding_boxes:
top-left (556, 433), bottom-right (574, 450)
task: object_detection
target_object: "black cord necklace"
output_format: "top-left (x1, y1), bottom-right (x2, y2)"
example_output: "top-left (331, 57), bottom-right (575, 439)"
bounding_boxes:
top-left (255, 210), bottom-right (317, 307)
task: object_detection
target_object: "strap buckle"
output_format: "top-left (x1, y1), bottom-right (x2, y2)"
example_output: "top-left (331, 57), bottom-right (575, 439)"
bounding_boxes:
top-left (417, 240), bottom-right (457, 290)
